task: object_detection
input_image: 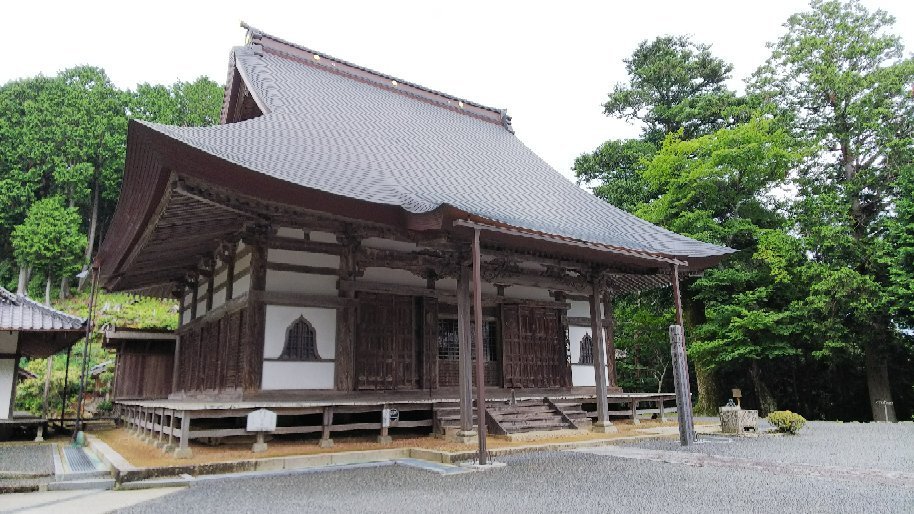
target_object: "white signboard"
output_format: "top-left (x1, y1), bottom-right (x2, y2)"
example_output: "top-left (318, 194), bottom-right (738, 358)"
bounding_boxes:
top-left (246, 408), bottom-right (278, 432)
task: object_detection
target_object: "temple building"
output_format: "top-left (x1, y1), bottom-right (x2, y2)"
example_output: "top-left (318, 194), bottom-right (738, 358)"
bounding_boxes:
top-left (0, 287), bottom-right (85, 437)
top-left (97, 25), bottom-right (732, 456)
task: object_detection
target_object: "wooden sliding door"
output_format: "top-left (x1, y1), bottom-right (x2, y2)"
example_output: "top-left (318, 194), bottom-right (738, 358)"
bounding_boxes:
top-left (355, 292), bottom-right (418, 390)
top-left (500, 304), bottom-right (571, 388)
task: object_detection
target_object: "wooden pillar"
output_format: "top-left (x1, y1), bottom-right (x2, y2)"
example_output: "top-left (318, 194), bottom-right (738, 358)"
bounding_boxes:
top-left (174, 411), bottom-right (192, 459)
top-left (630, 399), bottom-right (640, 425)
top-left (602, 293), bottom-right (617, 389)
top-left (457, 263), bottom-right (474, 434)
top-left (334, 236), bottom-right (359, 391)
top-left (157, 407), bottom-right (166, 447)
top-left (245, 238), bottom-right (268, 392)
top-left (163, 409), bottom-right (176, 453)
top-left (224, 243), bottom-right (236, 301)
top-left (589, 272), bottom-right (615, 433)
top-left (205, 257), bottom-right (215, 312)
top-left (471, 229), bottom-right (489, 464)
top-left (320, 406), bottom-right (334, 448)
top-left (190, 273), bottom-right (199, 320)
top-left (670, 263), bottom-right (695, 446)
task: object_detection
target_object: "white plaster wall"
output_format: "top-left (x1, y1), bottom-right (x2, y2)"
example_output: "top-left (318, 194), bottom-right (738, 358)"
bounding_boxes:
top-left (261, 305), bottom-right (336, 390)
top-left (361, 237), bottom-right (419, 252)
top-left (0, 332), bottom-right (16, 419)
top-left (0, 359), bottom-right (14, 419)
top-left (572, 364), bottom-right (609, 387)
top-left (211, 288), bottom-right (226, 309)
top-left (433, 277), bottom-right (498, 297)
top-left (503, 285), bottom-right (553, 301)
top-left (233, 273), bottom-right (251, 297)
top-left (262, 362), bottom-right (335, 390)
top-left (568, 326), bottom-right (610, 387)
top-left (568, 326), bottom-right (589, 364)
top-left (362, 267), bottom-right (426, 287)
top-left (267, 249), bottom-right (339, 268)
top-left (235, 252), bottom-right (252, 271)
top-left (568, 300), bottom-right (590, 318)
top-left (266, 271), bottom-right (338, 295)
top-left (181, 310), bottom-right (190, 326)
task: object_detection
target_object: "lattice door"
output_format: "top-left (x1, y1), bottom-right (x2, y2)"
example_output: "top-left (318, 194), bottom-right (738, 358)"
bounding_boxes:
top-left (501, 304), bottom-right (571, 388)
top-left (355, 293), bottom-right (418, 390)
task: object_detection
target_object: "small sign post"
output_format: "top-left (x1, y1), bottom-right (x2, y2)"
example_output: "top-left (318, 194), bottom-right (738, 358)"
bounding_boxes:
top-left (247, 408), bottom-right (277, 453)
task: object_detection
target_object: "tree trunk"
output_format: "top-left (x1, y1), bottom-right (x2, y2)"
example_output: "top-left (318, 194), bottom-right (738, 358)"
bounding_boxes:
top-left (749, 361), bottom-right (777, 417)
top-left (17, 266), bottom-right (29, 295)
top-left (865, 340), bottom-right (896, 422)
top-left (60, 276), bottom-right (69, 299)
top-left (78, 179), bottom-right (100, 292)
top-left (693, 363), bottom-right (720, 415)
top-left (44, 273), bottom-right (52, 306)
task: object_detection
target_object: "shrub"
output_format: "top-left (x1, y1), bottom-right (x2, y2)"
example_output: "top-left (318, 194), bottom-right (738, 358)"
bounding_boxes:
top-left (96, 400), bottom-right (114, 414)
top-left (768, 410), bottom-right (806, 434)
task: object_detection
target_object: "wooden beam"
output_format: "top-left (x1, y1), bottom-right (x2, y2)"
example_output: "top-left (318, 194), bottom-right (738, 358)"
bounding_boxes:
top-left (265, 262), bottom-right (339, 276)
top-left (252, 291), bottom-right (352, 309)
top-left (268, 237), bottom-right (345, 256)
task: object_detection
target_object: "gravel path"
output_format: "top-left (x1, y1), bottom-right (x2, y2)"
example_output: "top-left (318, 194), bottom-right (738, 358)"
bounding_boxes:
top-left (120, 449), bottom-right (914, 513)
top-left (630, 421), bottom-right (914, 473)
top-left (0, 444), bottom-right (53, 475)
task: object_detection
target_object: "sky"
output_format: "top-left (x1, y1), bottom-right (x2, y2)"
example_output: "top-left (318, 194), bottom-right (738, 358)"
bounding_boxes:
top-left (5, 0), bottom-right (914, 181)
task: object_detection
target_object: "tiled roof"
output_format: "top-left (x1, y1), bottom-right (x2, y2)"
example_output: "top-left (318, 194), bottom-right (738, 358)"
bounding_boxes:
top-left (0, 287), bottom-right (85, 331)
top-left (139, 31), bottom-right (734, 264)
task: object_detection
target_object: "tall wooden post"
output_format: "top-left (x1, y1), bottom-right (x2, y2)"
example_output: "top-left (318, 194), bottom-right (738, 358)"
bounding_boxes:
top-left (472, 229), bottom-right (488, 464)
top-left (602, 292), bottom-right (617, 389)
top-left (457, 262), bottom-right (474, 435)
top-left (670, 263), bottom-right (695, 446)
top-left (589, 271), bottom-right (615, 433)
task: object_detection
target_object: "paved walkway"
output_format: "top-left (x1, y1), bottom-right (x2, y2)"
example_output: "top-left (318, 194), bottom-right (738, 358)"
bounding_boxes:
top-left (573, 443), bottom-right (914, 488)
top-left (0, 488), bottom-right (180, 513)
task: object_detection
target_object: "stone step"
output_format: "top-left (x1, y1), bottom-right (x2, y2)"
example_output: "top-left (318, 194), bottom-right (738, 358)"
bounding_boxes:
top-left (47, 478), bottom-right (116, 491)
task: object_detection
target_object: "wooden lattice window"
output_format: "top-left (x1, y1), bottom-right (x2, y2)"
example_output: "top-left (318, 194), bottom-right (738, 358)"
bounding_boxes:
top-left (579, 334), bottom-right (594, 365)
top-left (279, 316), bottom-right (321, 361)
top-left (437, 318), bottom-right (497, 361)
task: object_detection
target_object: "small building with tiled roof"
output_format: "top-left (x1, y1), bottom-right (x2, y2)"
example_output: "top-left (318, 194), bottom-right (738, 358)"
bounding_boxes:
top-left (0, 287), bottom-right (85, 420)
top-left (97, 25), bottom-right (731, 456)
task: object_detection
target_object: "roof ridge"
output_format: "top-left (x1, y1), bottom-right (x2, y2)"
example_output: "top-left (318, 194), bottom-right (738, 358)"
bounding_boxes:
top-left (239, 22), bottom-right (515, 133)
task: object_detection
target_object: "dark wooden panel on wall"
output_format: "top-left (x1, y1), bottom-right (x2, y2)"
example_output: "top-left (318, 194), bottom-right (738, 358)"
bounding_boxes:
top-left (500, 304), bottom-right (571, 388)
top-left (114, 340), bottom-right (175, 400)
top-left (175, 306), bottom-right (248, 394)
top-left (355, 292), bottom-right (418, 390)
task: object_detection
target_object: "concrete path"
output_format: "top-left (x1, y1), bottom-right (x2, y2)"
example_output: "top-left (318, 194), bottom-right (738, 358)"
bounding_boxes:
top-left (0, 487), bottom-right (181, 513)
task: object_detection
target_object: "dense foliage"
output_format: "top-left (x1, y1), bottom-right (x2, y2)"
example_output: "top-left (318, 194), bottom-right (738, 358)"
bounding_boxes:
top-left (0, 70), bottom-right (223, 297)
top-left (0, 67), bottom-right (207, 416)
top-left (14, 292), bottom-right (178, 417)
top-left (577, 0), bottom-right (914, 421)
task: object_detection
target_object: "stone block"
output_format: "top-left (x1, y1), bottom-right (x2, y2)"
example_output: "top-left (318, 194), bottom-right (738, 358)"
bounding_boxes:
top-left (284, 454), bottom-right (332, 469)
top-left (592, 421), bottom-right (618, 434)
top-left (720, 407), bottom-right (759, 435)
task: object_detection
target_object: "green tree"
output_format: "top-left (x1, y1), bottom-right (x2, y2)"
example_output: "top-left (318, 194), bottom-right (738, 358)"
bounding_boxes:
top-left (131, 77), bottom-right (224, 126)
top-left (11, 197), bottom-right (87, 304)
top-left (604, 35), bottom-right (747, 144)
top-left (751, 0), bottom-right (914, 421)
top-left (636, 119), bottom-right (803, 415)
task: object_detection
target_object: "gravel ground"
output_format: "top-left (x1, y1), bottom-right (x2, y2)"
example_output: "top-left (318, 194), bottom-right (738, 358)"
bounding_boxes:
top-left (0, 444), bottom-right (53, 475)
top-left (120, 446), bottom-right (914, 513)
top-left (632, 421), bottom-right (914, 473)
